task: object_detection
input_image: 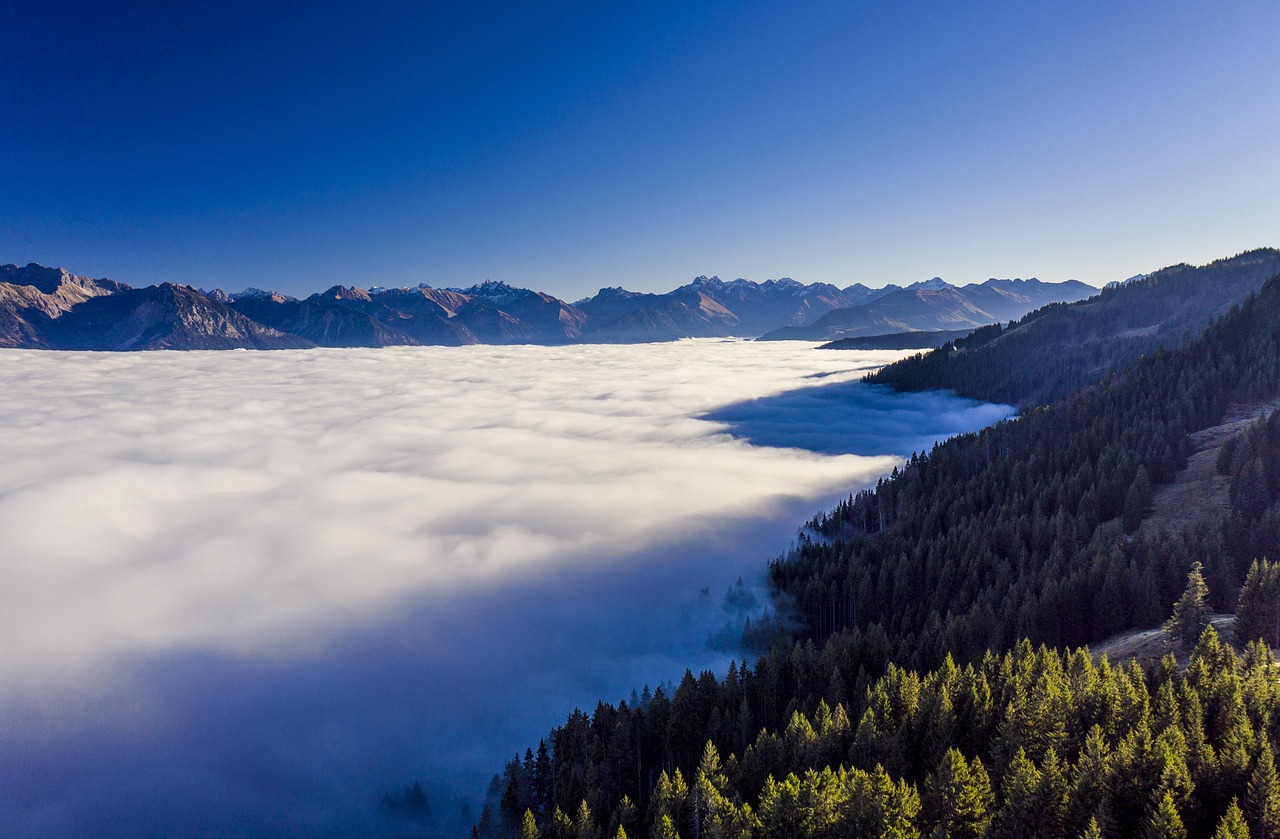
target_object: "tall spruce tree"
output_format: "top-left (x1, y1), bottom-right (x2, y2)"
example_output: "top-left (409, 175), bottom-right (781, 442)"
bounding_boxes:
top-left (924, 748), bottom-right (993, 839)
top-left (1167, 562), bottom-right (1212, 651)
top-left (1236, 560), bottom-right (1280, 648)
top-left (1145, 790), bottom-right (1188, 839)
top-left (1214, 800), bottom-right (1252, 839)
top-left (1247, 739), bottom-right (1280, 839)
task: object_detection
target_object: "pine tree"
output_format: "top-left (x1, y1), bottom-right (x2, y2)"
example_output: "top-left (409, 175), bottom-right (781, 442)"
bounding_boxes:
top-left (1214, 800), bottom-right (1251, 839)
top-left (550, 807), bottom-right (574, 839)
top-left (650, 770), bottom-right (688, 836)
top-left (924, 748), bottom-right (993, 839)
top-left (992, 748), bottom-right (1040, 839)
top-left (690, 741), bottom-right (729, 839)
top-left (614, 796), bottom-right (638, 839)
top-left (1236, 560), bottom-right (1280, 649)
top-left (520, 809), bottom-right (539, 839)
top-left (1247, 739), bottom-right (1280, 839)
top-left (1145, 790), bottom-right (1188, 839)
top-left (1124, 465), bottom-right (1154, 532)
top-left (651, 815), bottom-right (678, 839)
top-left (575, 800), bottom-right (599, 839)
top-left (1080, 818), bottom-right (1103, 839)
top-left (1167, 562), bottom-right (1212, 651)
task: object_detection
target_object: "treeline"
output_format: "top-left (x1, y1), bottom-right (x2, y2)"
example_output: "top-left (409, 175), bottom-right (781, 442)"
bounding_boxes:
top-left (867, 249), bottom-right (1280, 409)
top-left (1219, 409), bottom-right (1280, 569)
top-left (768, 270), bottom-right (1280, 676)
top-left (481, 625), bottom-right (1280, 838)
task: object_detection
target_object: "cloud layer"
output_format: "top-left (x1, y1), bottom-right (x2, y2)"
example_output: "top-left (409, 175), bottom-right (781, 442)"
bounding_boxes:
top-left (0, 341), bottom-right (1007, 836)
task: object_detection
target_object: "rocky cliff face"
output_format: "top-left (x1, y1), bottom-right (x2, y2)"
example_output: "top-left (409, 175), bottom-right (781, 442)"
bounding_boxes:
top-left (43, 283), bottom-right (314, 350)
top-left (0, 264), bottom-right (131, 347)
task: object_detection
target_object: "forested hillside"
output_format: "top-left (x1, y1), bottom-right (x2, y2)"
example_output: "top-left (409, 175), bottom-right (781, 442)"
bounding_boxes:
top-left (867, 249), bottom-right (1280, 409)
top-left (766, 271), bottom-right (1280, 673)
top-left (481, 629), bottom-right (1280, 839)
top-left (469, 269), bottom-right (1280, 839)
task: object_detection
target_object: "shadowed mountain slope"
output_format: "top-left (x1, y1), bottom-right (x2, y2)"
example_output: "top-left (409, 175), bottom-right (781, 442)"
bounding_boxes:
top-left (869, 248), bottom-right (1280, 408)
top-left (45, 283), bottom-right (314, 350)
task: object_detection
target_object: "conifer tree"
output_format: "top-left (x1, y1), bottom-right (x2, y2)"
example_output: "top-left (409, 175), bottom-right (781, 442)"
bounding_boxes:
top-left (550, 807), bottom-right (574, 839)
top-left (575, 800), bottom-right (598, 839)
top-left (614, 796), bottom-right (638, 839)
top-left (924, 748), bottom-right (993, 839)
top-left (691, 741), bottom-right (728, 839)
top-left (1247, 739), bottom-right (1280, 839)
top-left (1214, 800), bottom-right (1252, 839)
top-left (1167, 562), bottom-right (1212, 651)
top-left (992, 748), bottom-right (1040, 839)
top-left (651, 814), bottom-right (678, 839)
top-left (650, 770), bottom-right (688, 837)
top-left (520, 809), bottom-right (539, 839)
top-left (1124, 465), bottom-right (1154, 532)
top-left (1236, 560), bottom-right (1280, 648)
top-left (1145, 790), bottom-right (1188, 839)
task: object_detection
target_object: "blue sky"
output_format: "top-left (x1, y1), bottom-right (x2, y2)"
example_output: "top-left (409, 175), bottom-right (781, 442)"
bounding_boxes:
top-left (3, 0), bottom-right (1278, 301)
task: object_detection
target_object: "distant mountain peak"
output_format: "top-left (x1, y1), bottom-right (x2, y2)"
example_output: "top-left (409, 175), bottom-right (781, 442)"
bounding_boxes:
top-left (314, 285), bottom-right (373, 302)
top-left (907, 277), bottom-right (951, 291)
top-left (452, 279), bottom-right (529, 302)
top-left (229, 287), bottom-right (292, 301)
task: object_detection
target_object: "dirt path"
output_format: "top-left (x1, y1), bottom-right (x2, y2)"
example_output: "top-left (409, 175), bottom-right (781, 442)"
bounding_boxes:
top-left (1139, 399), bottom-right (1280, 539)
top-left (1090, 614), bottom-right (1235, 665)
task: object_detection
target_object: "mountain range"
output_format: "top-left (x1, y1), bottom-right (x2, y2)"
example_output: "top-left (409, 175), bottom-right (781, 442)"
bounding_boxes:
top-left (755, 277), bottom-right (1097, 340)
top-left (0, 263), bottom-right (1096, 350)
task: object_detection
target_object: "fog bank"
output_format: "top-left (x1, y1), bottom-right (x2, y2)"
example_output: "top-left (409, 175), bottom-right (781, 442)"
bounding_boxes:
top-left (0, 341), bottom-right (1011, 836)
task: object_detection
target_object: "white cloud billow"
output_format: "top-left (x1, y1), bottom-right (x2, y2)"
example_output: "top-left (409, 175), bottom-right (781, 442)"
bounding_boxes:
top-left (0, 340), bottom-right (1012, 836)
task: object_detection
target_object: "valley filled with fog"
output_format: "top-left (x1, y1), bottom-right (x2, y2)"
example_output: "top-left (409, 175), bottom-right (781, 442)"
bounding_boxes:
top-left (0, 341), bottom-right (1013, 836)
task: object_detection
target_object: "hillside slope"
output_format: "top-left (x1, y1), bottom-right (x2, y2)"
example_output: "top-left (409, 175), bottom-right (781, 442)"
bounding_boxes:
top-left (868, 248), bottom-right (1280, 408)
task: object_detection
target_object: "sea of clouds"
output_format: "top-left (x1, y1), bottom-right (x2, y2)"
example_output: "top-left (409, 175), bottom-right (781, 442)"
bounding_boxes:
top-left (0, 341), bottom-right (1013, 837)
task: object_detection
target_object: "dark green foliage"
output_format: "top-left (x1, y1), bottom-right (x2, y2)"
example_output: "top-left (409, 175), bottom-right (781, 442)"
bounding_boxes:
top-left (1236, 560), bottom-right (1280, 649)
top-left (1146, 790), bottom-right (1188, 839)
top-left (491, 635), bottom-right (1280, 839)
top-left (923, 748), bottom-right (993, 838)
top-left (1247, 740), bottom-right (1280, 839)
top-left (1125, 466), bottom-right (1155, 533)
top-left (1213, 800), bottom-right (1251, 839)
top-left (770, 268), bottom-right (1280, 680)
top-left (1167, 563), bottom-right (1212, 652)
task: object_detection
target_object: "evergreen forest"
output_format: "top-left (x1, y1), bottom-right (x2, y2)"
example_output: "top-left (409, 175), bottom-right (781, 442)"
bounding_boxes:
top-left (468, 258), bottom-right (1280, 839)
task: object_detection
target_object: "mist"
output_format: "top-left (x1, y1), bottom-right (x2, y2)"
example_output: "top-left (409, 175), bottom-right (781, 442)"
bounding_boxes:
top-left (0, 341), bottom-right (1013, 837)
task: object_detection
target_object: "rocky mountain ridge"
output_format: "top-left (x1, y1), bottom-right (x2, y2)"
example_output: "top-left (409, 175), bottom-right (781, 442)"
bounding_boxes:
top-left (756, 277), bottom-right (1098, 340)
top-left (0, 261), bottom-right (1098, 350)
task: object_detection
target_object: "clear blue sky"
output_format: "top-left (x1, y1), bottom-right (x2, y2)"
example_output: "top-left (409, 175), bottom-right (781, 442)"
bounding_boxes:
top-left (3, 0), bottom-right (1277, 301)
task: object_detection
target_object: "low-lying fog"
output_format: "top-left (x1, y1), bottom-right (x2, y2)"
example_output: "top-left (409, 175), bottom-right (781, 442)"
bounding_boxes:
top-left (0, 340), bottom-right (1013, 837)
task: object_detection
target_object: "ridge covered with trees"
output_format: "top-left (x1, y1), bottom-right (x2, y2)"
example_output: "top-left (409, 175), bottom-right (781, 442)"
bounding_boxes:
top-left (867, 249), bottom-right (1280, 409)
top-left (466, 263), bottom-right (1280, 839)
